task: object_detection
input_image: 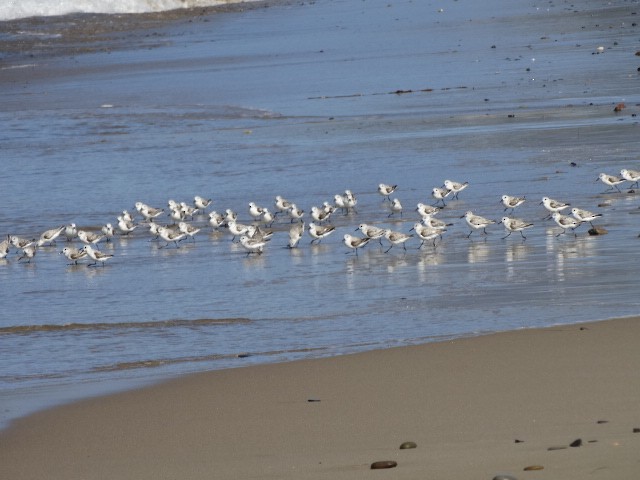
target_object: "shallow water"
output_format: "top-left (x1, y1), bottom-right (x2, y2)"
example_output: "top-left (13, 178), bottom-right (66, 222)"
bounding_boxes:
top-left (1, 0), bottom-right (640, 427)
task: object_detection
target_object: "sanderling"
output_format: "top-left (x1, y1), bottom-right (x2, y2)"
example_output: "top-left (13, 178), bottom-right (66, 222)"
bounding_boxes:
top-left (358, 223), bottom-right (386, 245)
top-left (18, 245), bottom-right (37, 263)
top-left (288, 204), bottom-right (305, 222)
top-left (552, 212), bottom-right (581, 237)
top-left (500, 216), bottom-right (534, 240)
top-left (443, 179), bottom-right (469, 199)
top-left (274, 195), bottom-right (293, 215)
top-left (178, 222), bottom-right (201, 242)
top-left (384, 229), bottom-right (413, 253)
top-left (134, 201), bottom-right (148, 213)
top-left (571, 207), bottom-right (602, 227)
top-left (157, 226), bottom-right (186, 248)
top-left (334, 193), bottom-right (347, 213)
top-left (431, 187), bottom-right (451, 207)
top-left (501, 195), bottom-right (526, 212)
top-left (117, 216), bottom-right (137, 235)
top-left (169, 206), bottom-right (185, 223)
top-left (239, 234), bottom-right (266, 255)
top-left (597, 172), bottom-right (625, 193)
top-left (388, 198), bottom-right (403, 217)
top-left (148, 222), bottom-right (161, 240)
top-left (620, 168), bottom-right (640, 188)
top-left (343, 234), bottom-right (370, 256)
top-left (416, 202), bottom-right (440, 218)
top-left (311, 206), bottom-right (332, 223)
top-left (308, 222), bottom-right (336, 244)
top-left (227, 220), bottom-right (251, 242)
top-left (179, 202), bottom-right (198, 219)
top-left (10, 236), bottom-right (35, 250)
top-left (540, 196), bottom-right (570, 218)
top-left (208, 211), bottom-right (225, 230)
top-left (137, 203), bottom-right (164, 221)
top-left (261, 208), bottom-right (275, 227)
top-left (37, 225), bottom-right (65, 247)
top-left (101, 223), bottom-right (115, 242)
top-left (77, 230), bottom-right (105, 245)
top-left (83, 245), bottom-right (113, 267)
top-left (121, 210), bottom-right (135, 223)
top-left (224, 209), bottom-right (238, 224)
top-left (64, 223), bottom-right (78, 242)
top-left (246, 225), bottom-right (273, 242)
top-left (248, 202), bottom-right (265, 220)
top-left (287, 222), bottom-right (305, 248)
top-left (421, 214), bottom-right (450, 230)
top-left (344, 190), bottom-right (358, 213)
top-left (378, 183), bottom-right (397, 201)
top-left (194, 195), bottom-right (212, 212)
top-left (0, 235), bottom-right (10, 259)
top-left (60, 246), bottom-right (87, 265)
top-left (462, 211), bottom-right (495, 238)
top-left (411, 222), bottom-right (443, 248)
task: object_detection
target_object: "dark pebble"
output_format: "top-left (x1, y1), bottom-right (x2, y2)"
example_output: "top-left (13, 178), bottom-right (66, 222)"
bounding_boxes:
top-left (588, 227), bottom-right (608, 235)
top-left (597, 420), bottom-right (609, 424)
top-left (307, 399), bottom-right (321, 402)
top-left (237, 353), bottom-right (251, 358)
top-left (514, 439), bottom-right (524, 443)
top-left (371, 460), bottom-right (397, 469)
top-left (399, 441), bottom-right (417, 449)
top-left (633, 428), bottom-right (640, 433)
top-left (523, 465), bottom-right (544, 471)
top-left (570, 438), bottom-right (583, 447)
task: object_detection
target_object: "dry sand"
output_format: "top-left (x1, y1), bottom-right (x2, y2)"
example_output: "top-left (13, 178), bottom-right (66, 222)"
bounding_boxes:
top-left (2, 317), bottom-right (640, 479)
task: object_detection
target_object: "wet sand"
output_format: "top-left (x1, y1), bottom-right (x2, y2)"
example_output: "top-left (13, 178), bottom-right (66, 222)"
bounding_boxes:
top-left (2, 316), bottom-right (640, 479)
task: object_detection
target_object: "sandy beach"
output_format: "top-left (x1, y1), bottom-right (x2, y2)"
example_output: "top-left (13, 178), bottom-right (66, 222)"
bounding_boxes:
top-left (2, 316), bottom-right (640, 479)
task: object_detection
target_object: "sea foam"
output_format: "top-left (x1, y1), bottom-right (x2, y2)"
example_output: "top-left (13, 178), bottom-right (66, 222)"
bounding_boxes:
top-left (0, 0), bottom-right (249, 21)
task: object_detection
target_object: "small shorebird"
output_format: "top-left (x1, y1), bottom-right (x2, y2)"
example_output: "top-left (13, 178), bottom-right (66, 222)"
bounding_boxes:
top-left (274, 195), bottom-right (293, 215)
top-left (431, 186), bottom-right (451, 207)
top-left (358, 223), bottom-right (386, 246)
top-left (287, 204), bottom-right (305, 222)
top-left (248, 202), bottom-right (265, 220)
top-left (178, 221), bottom-right (201, 242)
top-left (18, 245), bottom-right (37, 263)
top-left (308, 222), bottom-right (335, 244)
top-left (208, 211), bottom-right (225, 230)
top-left (64, 223), bottom-right (78, 242)
top-left (540, 196), bottom-right (570, 218)
top-left (194, 195), bottom-right (212, 213)
top-left (378, 183), bottom-right (397, 201)
top-left (101, 223), bottom-right (115, 242)
top-left (501, 194), bottom-right (526, 213)
top-left (157, 226), bottom-right (186, 248)
top-left (239, 235), bottom-right (266, 255)
top-left (0, 235), bottom-right (9, 259)
top-left (500, 216), bottom-right (534, 240)
top-left (384, 229), bottom-right (412, 253)
top-left (388, 198), bottom-right (403, 217)
top-left (343, 234), bottom-right (370, 256)
top-left (411, 222), bottom-right (443, 248)
top-left (597, 172), bottom-right (625, 193)
top-left (552, 212), bottom-right (581, 237)
top-left (620, 168), bottom-right (640, 188)
top-left (462, 211), bottom-right (495, 238)
top-left (37, 225), bottom-right (65, 247)
top-left (117, 216), bottom-right (137, 235)
top-left (443, 179), bottom-right (468, 200)
top-left (287, 222), bottom-right (305, 248)
top-left (571, 207), bottom-right (602, 228)
top-left (416, 202), bottom-right (440, 218)
top-left (77, 230), bottom-right (105, 245)
top-left (60, 246), bottom-right (87, 265)
top-left (83, 245), bottom-right (113, 267)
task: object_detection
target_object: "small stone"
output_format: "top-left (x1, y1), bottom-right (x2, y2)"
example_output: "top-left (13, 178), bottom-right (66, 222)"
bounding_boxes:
top-left (514, 439), bottom-right (524, 443)
top-left (633, 427), bottom-right (640, 433)
top-left (399, 441), bottom-right (417, 449)
top-left (547, 446), bottom-right (567, 451)
top-left (588, 227), bottom-right (608, 235)
top-left (371, 460), bottom-right (397, 469)
top-left (493, 475), bottom-right (518, 480)
top-left (597, 420), bottom-right (609, 424)
top-left (523, 465), bottom-right (544, 471)
top-left (570, 438), bottom-right (583, 447)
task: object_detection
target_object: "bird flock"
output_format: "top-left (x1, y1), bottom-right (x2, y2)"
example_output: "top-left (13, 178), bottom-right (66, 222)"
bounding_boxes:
top-left (1, 167), bottom-right (637, 266)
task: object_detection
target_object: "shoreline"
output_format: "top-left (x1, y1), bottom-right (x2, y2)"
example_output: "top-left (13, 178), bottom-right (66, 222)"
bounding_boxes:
top-left (2, 316), bottom-right (640, 479)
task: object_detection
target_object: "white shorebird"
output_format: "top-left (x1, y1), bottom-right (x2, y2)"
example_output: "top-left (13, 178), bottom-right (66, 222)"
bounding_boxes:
top-left (121, 210), bottom-right (135, 223)
top-left (422, 214), bottom-right (450, 231)
top-left (138, 203), bottom-right (164, 221)
top-left (378, 183), bottom-right (397, 201)
top-left (227, 220), bottom-right (251, 242)
top-left (287, 204), bottom-right (305, 222)
top-left (462, 211), bottom-right (495, 238)
top-left (239, 235), bottom-right (266, 255)
top-left (411, 222), bottom-right (444, 248)
top-left (540, 196), bottom-right (570, 218)
top-left (178, 222), bottom-right (201, 242)
top-left (77, 230), bottom-right (105, 245)
top-left (597, 172), bottom-right (625, 193)
top-left (388, 198), bottom-right (403, 217)
top-left (117, 216), bottom-right (137, 235)
top-left (18, 245), bottom-right (37, 263)
top-left (10, 236), bottom-right (35, 250)
top-left (310, 206), bottom-right (332, 223)
top-left (287, 222), bottom-right (305, 248)
top-left (224, 209), bottom-right (238, 224)
top-left (148, 222), bottom-right (161, 240)
top-left (343, 190), bottom-right (358, 213)
top-left (64, 223), bottom-right (78, 242)
top-left (358, 223), bottom-right (386, 245)
top-left (0, 235), bottom-right (9, 259)
top-left (157, 226), bottom-right (186, 248)
top-left (416, 202), bottom-right (440, 218)
top-left (274, 195), bottom-right (293, 215)
top-left (248, 202), bottom-right (265, 220)
top-left (179, 202), bottom-right (198, 219)
top-left (308, 222), bottom-right (335, 244)
top-left (443, 179), bottom-right (469, 200)
top-left (552, 212), bottom-right (581, 237)
top-left (261, 208), bottom-right (275, 227)
top-left (571, 207), bottom-right (602, 228)
top-left (37, 225), bottom-right (65, 247)
top-left (208, 211), bottom-right (225, 230)
top-left (431, 186), bottom-right (451, 207)
top-left (343, 234), bottom-right (370, 256)
top-left (501, 194), bottom-right (526, 213)
top-left (194, 195), bottom-right (212, 213)
top-left (83, 245), bottom-right (113, 267)
top-left (60, 246), bottom-right (87, 265)
top-left (620, 168), bottom-right (640, 188)
top-left (101, 223), bottom-right (115, 242)
top-left (384, 229), bottom-right (413, 253)
top-left (500, 216), bottom-right (534, 240)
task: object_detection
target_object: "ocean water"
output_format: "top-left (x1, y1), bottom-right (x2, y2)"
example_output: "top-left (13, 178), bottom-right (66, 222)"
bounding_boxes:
top-left (1, 0), bottom-right (640, 427)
